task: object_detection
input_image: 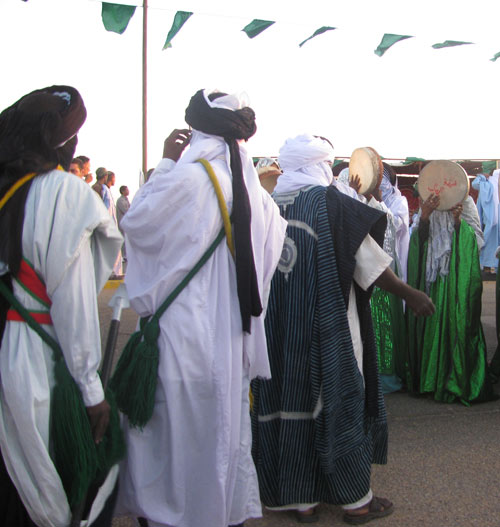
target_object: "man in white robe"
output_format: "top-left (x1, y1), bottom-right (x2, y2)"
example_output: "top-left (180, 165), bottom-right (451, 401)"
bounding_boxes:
top-left (116, 89), bottom-right (287, 527)
top-left (0, 86), bottom-right (123, 527)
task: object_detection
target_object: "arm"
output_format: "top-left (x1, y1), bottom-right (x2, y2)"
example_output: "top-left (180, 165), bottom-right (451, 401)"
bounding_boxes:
top-left (374, 266), bottom-right (435, 316)
top-left (50, 239), bottom-right (109, 443)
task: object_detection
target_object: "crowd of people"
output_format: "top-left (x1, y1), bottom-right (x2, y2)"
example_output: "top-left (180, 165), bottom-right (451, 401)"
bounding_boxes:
top-left (0, 85), bottom-right (497, 527)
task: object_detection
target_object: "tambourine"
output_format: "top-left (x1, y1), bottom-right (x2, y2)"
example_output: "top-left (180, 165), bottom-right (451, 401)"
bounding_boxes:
top-left (418, 160), bottom-right (469, 211)
top-left (348, 147), bottom-right (384, 196)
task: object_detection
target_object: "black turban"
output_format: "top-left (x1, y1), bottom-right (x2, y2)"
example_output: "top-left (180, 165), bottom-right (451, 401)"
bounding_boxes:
top-left (185, 89), bottom-right (261, 334)
top-left (0, 85), bottom-right (87, 276)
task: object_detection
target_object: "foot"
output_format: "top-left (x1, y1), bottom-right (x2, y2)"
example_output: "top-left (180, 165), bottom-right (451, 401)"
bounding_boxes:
top-left (296, 507), bottom-right (319, 523)
top-left (343, 497), bottom-right (393, 525)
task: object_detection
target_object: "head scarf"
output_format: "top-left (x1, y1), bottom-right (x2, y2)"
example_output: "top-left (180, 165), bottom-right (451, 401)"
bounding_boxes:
top-left (184, 89), bottom-right (261, 333)
top-left (0, 85), bottom-right (86, 275)
top-left (275, 133), bottom-right (334, 193)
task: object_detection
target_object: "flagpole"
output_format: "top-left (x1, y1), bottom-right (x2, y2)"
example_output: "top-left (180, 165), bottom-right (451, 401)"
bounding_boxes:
top-left (142, 0), bottom-right (148, 177)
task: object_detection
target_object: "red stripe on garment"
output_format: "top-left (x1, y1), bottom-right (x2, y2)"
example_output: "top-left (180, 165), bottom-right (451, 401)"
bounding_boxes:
top-left (6, 309), bottom-right (53, 325)
top-left (18, 259), bottom-right (51, 306)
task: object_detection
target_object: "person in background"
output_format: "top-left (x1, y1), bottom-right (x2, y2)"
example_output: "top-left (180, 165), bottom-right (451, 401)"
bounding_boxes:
top-left (471, 169), bottom-right (500, 274)
top-left (116, 185), bottom-right (130, 261)
top-left (407, 192), bottom-right (495, 404)
top-left (256, 157), bottom-right (281, 194)
top-left (77, 155), bottom-right (92, 184)
top-left (69, 157), bottom-right (84, 178)
top-left (92, 167), bottom-right (107, 199)
top-left (102, 171), bottom-right (122, 278)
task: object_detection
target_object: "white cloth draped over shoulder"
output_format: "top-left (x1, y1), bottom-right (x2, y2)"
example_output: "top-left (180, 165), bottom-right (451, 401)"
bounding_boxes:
top-left (413, 195), bottom-right (484, 285)
top-left (0, 170), bottom-right (123, 527)
top-left (117, 118), bottom-right (287, 527)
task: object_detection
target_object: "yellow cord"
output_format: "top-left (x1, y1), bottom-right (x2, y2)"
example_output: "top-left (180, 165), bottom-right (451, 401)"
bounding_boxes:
top-left (0, 173), bottom-right (36, 212)
top-left (197, 158), bottom-right (235, 259)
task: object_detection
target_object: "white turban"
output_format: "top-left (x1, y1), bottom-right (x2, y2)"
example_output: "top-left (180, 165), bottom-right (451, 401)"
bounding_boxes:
top-left (274, 134), bottom-right (334, 193)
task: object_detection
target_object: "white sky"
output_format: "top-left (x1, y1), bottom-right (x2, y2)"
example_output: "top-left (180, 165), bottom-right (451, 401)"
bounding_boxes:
top-left (1, 0), bottom-right (500, 198)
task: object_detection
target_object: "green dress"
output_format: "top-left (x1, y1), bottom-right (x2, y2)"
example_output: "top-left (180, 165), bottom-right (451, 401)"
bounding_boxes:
top-left (407, 218), bottom-right (495, 404)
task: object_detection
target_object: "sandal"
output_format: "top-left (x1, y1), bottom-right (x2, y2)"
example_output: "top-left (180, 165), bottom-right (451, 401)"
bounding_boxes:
top-left (343, 497), bottom-right (393, 525)
top-left (295, 507), bottom-right (319, 523)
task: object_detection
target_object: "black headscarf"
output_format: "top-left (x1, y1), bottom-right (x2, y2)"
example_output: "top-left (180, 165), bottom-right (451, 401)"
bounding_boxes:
top-left (185, 89), bottom-right (261, 333)
top-left (0, 85), bottom-right (86, 275)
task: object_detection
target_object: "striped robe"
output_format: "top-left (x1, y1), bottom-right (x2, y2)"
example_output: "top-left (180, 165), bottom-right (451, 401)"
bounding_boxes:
top-left (251, 185), bottom-right (388, 507)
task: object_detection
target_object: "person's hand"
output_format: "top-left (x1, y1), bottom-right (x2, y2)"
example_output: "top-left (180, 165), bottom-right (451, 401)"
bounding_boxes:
top-left (450, 202), bottom-right (463, 227)
top-left (162, 129), bottom-right (192, 161)
top-left (420, 194), bottom-right (440, 221)
top-left (86, 399), bottom-right (110, 444)
top-left (349, 174), bottom-right (361, 194)
top-left (405, 288), bottom-right (435, 317)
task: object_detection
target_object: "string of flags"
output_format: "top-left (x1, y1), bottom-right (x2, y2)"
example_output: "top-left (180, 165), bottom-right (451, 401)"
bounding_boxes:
top-left (100, 2), bottom-right (500, 62)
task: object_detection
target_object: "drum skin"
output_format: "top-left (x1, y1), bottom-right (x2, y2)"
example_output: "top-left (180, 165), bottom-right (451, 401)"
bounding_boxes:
top-left (349, 147), bottom-right (383, 196)
top-left (418, 160), bottom-right (469, 211)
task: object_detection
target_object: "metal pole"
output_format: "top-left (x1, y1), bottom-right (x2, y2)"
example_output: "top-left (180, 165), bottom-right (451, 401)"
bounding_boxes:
top-left (142, 0), bottom-right (148, 177)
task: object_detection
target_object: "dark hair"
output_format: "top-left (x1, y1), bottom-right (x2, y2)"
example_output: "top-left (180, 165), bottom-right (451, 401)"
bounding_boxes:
top-left (382, 162), bottom-right (397, 186)
top-left (119, 185), bottom-right (127, 194)
top-left (76, 155), bottom-right (89, 164)
top-left (71, 157), bottom-right (83, 169)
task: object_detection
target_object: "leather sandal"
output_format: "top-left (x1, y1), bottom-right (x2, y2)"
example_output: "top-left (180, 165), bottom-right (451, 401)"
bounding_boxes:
top-left (343, 496), bottom-right (394, 525)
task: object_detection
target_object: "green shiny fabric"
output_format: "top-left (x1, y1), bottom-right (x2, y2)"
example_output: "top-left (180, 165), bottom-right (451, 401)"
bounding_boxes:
top-left (371, 284), bottom-right (406, 387)
top-left (489, 270), bottom-right (500, 380)
top-left (407, 220), bottom-right (495, 404)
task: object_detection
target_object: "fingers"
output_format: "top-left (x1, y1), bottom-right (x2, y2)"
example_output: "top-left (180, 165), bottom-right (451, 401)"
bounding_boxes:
top-left (86, 400), bottom-right (111, 444)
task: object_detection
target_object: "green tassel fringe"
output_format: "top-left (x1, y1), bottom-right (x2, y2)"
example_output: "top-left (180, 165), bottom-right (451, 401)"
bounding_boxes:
top-left (51, 357), bottom-right (126, 507)
top-left (110, 316), bottom-right (159, 429)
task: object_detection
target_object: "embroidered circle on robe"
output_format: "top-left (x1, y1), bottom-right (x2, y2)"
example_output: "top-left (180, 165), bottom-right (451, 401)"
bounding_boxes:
top-left (278, 236), bottom-right (297, 277)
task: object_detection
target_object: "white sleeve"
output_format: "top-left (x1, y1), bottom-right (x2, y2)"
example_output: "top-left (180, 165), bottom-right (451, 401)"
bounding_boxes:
top-left (50, 239), bottom-right (105, 407)
top-left (353, 234), bottom-right (392, 291)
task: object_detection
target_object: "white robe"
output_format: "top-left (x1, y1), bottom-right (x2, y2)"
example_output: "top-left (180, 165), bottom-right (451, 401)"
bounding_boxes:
top-left (117, 134), bottom-right (287, 527)
top-left (0, 169), bottom-right (123, 527)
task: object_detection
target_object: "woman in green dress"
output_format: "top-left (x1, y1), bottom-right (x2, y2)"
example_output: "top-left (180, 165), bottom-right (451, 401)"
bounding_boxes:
top-left (407, 193), bottom-right (496, 404)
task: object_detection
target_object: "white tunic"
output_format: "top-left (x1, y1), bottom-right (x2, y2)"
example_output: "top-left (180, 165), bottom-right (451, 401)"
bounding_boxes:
top-left (117, 134), bottom-right (287, 527)
top-left (0, 170), bottom-right (123, 527)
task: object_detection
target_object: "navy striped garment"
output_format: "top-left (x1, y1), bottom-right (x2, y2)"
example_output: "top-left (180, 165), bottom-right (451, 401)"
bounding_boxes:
top-left (251, 185), bottom-right (388, 507)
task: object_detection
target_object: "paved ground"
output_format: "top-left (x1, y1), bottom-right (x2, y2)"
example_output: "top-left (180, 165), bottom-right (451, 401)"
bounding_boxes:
top-left (99, 280), bottom-right (500, 527)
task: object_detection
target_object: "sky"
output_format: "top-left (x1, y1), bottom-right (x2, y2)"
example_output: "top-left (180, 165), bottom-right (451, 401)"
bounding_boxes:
top-left (1, 0), bottom-right (500, 198)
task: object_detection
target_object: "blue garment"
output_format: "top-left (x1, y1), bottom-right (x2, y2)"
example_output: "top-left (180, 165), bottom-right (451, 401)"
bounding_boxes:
top-left (472, 174), bottom-right (500, 268)
top-left (102, 184), bottom-right (111, 210)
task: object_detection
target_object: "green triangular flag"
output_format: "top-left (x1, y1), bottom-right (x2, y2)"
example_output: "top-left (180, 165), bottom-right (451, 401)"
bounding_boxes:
top-left (163, 11), bottom-right (193, 50)
top-left (101, 2), bottom-right (136, 35)
top-left (490, 52), bottom-right (500, 62)
top-left (432, 40), bottom-right (473, 49)
top-left (242, 19), bottom-right (275, 39)
top-left (299, 26), bottom-right (336, 48)
top-left (374, 34), bottom-right (413, 57)
top-left (481, 161), bottom-right (497, 174)
top-left (403, 157), bottom-right (426, 165)
top-left (333, 159), bottom-right (345, 167)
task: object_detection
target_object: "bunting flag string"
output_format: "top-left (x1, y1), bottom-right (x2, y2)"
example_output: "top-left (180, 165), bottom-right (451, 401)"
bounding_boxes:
top-left (374, 34), bottom-right (413, 57)
top-left (101, 2), bottom-right (136, 34)
top-left (98, 2), bottom-right (500, 62)
top-left (432, 40), bottom-right (473, 49)
top-left (299, 26), bottom-right (336, 47)
top-left (163, 11), bottom-right (193, 49)
top-left (242, 19), bottom-right (275, 39)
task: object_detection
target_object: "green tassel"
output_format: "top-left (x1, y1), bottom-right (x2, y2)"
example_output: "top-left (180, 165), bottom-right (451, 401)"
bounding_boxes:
top-left (110, 317), bottom-right (159, 429)
top-left (51, 357), bottom-right (98, 507)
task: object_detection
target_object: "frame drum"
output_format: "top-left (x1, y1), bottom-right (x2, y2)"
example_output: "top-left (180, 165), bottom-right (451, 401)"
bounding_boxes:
top-left (348, 147), bottom-right (383, 196)
top-left (418, 160), bottom-right (469, 211)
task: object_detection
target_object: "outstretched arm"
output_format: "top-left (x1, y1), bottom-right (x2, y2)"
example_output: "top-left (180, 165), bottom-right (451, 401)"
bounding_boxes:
top-left (374, 266), bottom-right (435, 317)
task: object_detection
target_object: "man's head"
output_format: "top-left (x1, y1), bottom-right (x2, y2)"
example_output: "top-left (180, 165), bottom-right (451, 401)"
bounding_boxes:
top-left (76, 155), bottom-right (91, 181)
top-left (95, 167), bottom-right (107, 181)
top-left (256, 158), bottom-right (282, 194)
top-left (119, 185), bottom-right (129, 196)
top-left (0, 85), bottom-right (87, 177)
top-left (69, 157), bottom-right (84, 178)
top-left (106, 171), bottom-right (115, 187)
